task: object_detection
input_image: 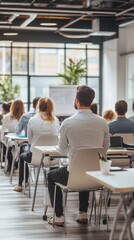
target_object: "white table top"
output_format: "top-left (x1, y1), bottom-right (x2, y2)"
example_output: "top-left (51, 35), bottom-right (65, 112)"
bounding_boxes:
top-left (107, 147), bottom-right (134, 155)
top-left (5, 133), bottom-right (28, 142)
top-left (86, 169), bottom-right (134, 193)
top-left (33, 145), bottom-right (60, 156)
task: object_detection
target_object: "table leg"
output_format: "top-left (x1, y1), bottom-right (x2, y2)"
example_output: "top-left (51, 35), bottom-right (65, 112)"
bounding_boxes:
top-left (31, 153), bottom-right (44, 211)
top-left (110, 194), bottom-right (125, 240)
top-left (119, 199), bottom-right (134, 240)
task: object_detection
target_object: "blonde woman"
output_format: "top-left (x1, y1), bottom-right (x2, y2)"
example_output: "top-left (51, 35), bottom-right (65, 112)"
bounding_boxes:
top-left (1, 99), bottom-right (25, 172)
top-left (14, 97), bottom-right (60, 192)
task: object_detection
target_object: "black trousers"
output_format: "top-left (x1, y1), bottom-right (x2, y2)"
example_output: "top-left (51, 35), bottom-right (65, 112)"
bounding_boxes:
top-left (18, 151), bottom-right (32, 185)
top-left (47, 166), bottom-right (89, 217)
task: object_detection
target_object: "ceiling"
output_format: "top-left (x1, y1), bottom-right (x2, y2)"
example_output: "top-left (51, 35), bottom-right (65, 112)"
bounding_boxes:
top-left (0, 0), bottom-right (134, 44)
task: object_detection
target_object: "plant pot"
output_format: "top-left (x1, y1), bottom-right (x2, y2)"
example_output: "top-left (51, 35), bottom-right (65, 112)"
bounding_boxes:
top-left (99, 160), bottom-right (112, 175)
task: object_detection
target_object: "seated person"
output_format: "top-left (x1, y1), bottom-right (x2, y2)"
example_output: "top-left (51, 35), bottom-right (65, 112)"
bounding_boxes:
top-left (1, 99), bottom-right (25, 172)
top-left (14, 97), bottom-right (60, 192)
top-left (1, 101), bottom-right (12, 117)
top-left (102, 109), bottom-right (116, 122)
top-left (47, 85), bottom-right (110, 226)
top-left (15, 97), bottom-right (40, 136)
top-left (108, 100), bottom-right (134, 135)
top-left (0, 101), bottom-right (12, 163)
top-left (129, 101), bottom-right (134, 121)
top-left (90, 103), bottom-right (98, 114)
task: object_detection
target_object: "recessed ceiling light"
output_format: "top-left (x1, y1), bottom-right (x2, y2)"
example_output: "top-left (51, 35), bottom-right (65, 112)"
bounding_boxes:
top-left (40, 22), bottom-right (57, 26)
top-left (3, 32), bottom-right (18, 36)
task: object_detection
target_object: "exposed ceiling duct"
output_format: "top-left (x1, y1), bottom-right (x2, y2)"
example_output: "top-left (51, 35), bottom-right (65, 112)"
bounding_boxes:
top-left (0, 0), bottom-right (133, 43)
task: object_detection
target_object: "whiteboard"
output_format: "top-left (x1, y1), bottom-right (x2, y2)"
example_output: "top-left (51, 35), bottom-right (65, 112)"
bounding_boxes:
top-left (49, 85), bottom-right (77, 116)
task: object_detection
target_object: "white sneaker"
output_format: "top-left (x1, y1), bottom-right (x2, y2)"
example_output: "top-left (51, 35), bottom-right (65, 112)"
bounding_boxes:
top-left (131, 221), bottom-right (134, 238)
top-left (76, 212), bottom-right (88, 224)
top-left (48, 216), bottom-right (64, 226)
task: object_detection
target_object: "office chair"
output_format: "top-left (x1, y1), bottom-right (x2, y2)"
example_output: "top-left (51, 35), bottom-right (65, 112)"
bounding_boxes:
top-left (53, 147), bottom-right (110, 234)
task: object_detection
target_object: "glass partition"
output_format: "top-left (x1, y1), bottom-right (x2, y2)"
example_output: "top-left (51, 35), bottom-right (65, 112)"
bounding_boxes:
top-left (12, 76), bottom-right (28, 104)
top-left (12, 48), bottom-right (27, 74)
top-left (29, 48), bottom-right (64, 75)
top-left (0, 48), bottom-right (11, 74)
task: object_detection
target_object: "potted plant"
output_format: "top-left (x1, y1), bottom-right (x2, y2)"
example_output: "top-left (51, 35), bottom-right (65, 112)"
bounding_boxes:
top-left (58, 58), bottom-right (87, 85)
top-left (0, 75), bottom-right (20, 102)
top-left (49, 58), bottom-right (87, 117)
top-left (98, 153), bottom-right (111, 175)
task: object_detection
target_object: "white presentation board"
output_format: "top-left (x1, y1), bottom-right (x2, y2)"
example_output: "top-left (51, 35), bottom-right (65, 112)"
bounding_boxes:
top-left (49, 85), bottom-right (77, 116)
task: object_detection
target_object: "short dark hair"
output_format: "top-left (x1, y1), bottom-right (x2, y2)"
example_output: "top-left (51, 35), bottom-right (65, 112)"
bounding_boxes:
top-left (90, 103), bottom-right (98, 114)
top-left (2, 101), bottom-right (12, 113)
top-left (32, 97), bottom-right (40, 109)
top-left (76, 85), bottom-right (95, 107)
top-left (115, 100), bottom-right (127, 115)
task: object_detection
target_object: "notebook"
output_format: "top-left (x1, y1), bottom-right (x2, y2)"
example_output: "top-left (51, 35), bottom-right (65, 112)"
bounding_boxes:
top-left (110, 136), bottom-right (124, 149)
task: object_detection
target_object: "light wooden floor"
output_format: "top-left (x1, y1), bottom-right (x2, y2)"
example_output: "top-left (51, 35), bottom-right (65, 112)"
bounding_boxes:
top-left (0, 167), bottom-right (130, 240)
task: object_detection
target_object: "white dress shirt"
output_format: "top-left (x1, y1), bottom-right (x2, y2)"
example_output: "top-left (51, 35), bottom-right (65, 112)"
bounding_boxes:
top-left (58, 109), bottom-right (110, 171)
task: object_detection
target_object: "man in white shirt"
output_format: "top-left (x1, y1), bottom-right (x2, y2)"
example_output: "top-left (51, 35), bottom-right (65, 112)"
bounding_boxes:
top-left (48, 85), bottom-right (110, 226)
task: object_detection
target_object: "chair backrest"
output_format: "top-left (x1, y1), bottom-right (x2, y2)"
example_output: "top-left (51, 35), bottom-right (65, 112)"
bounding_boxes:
top-left (31, 134), bottom-right (58, 166)
top-left (67, 147), bottom-right (105, 191)
top-left (113, 133), bottom-right (134, 145)
top-left (110, 136), bottom-right (123, 148)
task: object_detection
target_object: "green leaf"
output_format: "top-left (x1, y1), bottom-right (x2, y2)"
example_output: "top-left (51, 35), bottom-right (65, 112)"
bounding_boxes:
top-left (0, 75), bottom-right (21, 102)
top-left (58, 58), bottom-right (87, 85)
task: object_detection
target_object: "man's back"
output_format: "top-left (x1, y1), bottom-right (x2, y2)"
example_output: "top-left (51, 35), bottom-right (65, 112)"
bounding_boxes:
top-left (108, 117), bottom-right (134, 135)
top-left (59, 109), bottom-right (110, 170)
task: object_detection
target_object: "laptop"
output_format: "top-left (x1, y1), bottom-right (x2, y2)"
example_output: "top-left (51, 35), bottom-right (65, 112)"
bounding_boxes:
top-left (110, 136), bottom-right (124, 149)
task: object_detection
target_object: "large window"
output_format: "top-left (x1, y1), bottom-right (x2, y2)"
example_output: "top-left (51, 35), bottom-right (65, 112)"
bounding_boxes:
top-left (0, 42), bottom-right (100, 113)
top-left (12, 48), bottom-right (27, 74)
top-left (29, 48), bottom-right (64, 75)
top-left (0, 48), bottom-right (11, 74)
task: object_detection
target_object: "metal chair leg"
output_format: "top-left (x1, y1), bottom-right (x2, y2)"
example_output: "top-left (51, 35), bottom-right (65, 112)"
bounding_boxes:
top-left (89, 191), bottom-right (95, 223)
top-left (10, 145), bottom-right (16, 184)
top-left (63, 190), bottom-right (67, 234)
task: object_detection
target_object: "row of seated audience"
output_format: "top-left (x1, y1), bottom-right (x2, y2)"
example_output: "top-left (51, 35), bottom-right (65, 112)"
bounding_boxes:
top-left (0, 85), bottom-right (134, 234)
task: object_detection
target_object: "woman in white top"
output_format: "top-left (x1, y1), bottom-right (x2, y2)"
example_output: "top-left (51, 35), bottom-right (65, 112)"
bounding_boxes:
top-left (14, 97), bottom-right (60, 192)
top-left (28, 97), bottom-right (59, 151)
top-left (1, 99), bottom-right (24, 141)
top-left (1, 99), bottom-right (24, 172)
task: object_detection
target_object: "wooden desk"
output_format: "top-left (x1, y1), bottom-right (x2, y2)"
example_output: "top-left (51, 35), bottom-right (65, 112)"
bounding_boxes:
top-left (86, 170), bottom-right (134, 240)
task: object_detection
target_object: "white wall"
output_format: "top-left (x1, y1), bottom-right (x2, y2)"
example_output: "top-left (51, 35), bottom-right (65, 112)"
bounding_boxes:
top-left (102, 39), bottom-right (117, 113)
top-left (103, 24), bottom-right (134, 116)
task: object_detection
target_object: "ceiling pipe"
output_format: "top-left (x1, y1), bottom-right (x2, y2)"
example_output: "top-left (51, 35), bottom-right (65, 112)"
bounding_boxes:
top-left (8, 13), bottom-right (19, 23)
top-left (20, 13), bottom-right (37, 27)
top-left (0, 7), bottom-right (116, 15)
top-left (116, 6), bottom-right (134, 17)
top-left (0, 25), bottom-right (92, 33)
top-left (0, 13), bottom-right (19, 24)
top-left (56, 14), bottom-right (90, 33)
top-left (0, 25), bottom-right (58, 31)
top-left (61, 28), bottom-right (92, 32)
top-left (58, 31), bottom-right (91, 38)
